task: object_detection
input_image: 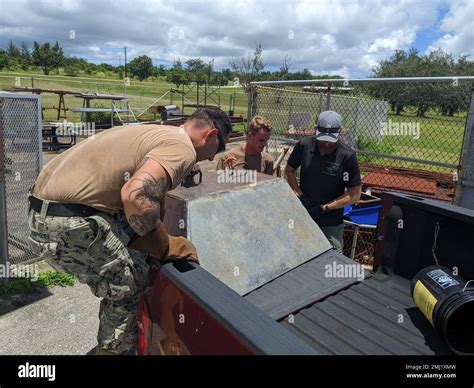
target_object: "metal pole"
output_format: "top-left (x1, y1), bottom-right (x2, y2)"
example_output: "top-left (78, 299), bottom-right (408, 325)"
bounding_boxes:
top-left (455, 89), bottom-right (474, 209)
top-left (196, 82), bottom-right (200, 106)
top-left (325, 83), bottom-right (331, 111)
top-left (0, 98), bottom-right (9, 285)
top-left (228, 94), bottom-right (232, 116)
top-left (251, 76), bottom-right (474, 86)
top-left (350, 225), bottom-right (360, 260)
top-left (124, 47), bottom-right (127, 78)
top-left (288, 96), bottom-right (294, 131)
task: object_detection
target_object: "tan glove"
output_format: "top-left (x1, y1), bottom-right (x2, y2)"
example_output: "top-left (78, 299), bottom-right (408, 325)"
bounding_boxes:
top-left (129, 224), bottom-right (198, 263)
top-left (128, 223), bottom-right (170, 261)
top-left (167, 236), bottom-right (199, 263)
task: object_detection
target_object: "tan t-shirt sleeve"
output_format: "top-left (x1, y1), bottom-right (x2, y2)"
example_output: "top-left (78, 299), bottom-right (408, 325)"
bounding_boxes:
top-left (146, 139), bottom-right (196, 190)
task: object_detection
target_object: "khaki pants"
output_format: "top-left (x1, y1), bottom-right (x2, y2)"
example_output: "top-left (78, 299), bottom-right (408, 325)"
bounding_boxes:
top-left (320, 224), bottom-right (344, 253)
top-left (28, 207), bottom-right (149, 354)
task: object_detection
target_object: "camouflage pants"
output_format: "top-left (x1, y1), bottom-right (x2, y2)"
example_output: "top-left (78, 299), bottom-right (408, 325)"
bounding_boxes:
top-left (27, 207), bottom-right (149, 354)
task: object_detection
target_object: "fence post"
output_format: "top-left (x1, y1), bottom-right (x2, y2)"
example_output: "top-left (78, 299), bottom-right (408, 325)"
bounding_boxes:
top-left (0, 98), bottom-right (8, 285)
top-left (228, 94), bottom-right (234, 116)
top-left (288, 96), bottom-right (294, 132)
top-left (325, 82), bottom-right (331, 110)
top-left (455, 89), bottom-right (474, 209)
top-left (247, 86), bottom-right (259, 130)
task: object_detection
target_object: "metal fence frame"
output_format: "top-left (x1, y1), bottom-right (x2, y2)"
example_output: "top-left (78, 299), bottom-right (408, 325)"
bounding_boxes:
top-left (455, 88), bottom-right (474, 208)
top-left (249, 76), bottom-right (474, 202)
top-left (0, 93), bottom-right (43, 278)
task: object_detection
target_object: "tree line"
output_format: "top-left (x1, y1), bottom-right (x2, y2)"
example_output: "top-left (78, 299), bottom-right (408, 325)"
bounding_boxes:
top-left (0, 41), bottom-right (472, 114)
top-left (369, 48), bottom-right (474, 116)
top-left (0, 41), bottom-right (339, 87)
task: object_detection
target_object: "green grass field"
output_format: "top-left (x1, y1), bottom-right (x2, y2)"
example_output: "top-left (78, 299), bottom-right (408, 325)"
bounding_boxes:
top-left (0, 70), bottom-right (249, 122)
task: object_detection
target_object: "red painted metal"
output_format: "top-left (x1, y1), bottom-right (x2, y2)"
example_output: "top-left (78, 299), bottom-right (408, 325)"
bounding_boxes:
top-left (360, 162), bottom-right (455, 202)
top-left (137, 268), bottom-right (255, 355)
top-left (362, 172), bottom-right (437, 195)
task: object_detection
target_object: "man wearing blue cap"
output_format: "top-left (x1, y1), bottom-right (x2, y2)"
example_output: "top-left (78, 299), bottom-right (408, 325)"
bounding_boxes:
top-left (284, 111), bottom-right (361, 252)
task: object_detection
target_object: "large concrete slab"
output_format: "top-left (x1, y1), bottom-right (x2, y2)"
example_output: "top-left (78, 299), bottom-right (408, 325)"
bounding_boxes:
top-left (164, 172), bottom-right (332, 295)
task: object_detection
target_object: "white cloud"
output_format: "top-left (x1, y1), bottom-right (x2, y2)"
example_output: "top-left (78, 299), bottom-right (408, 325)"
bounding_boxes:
top-left (0, 0), bottom-right (469, 77)
top-left (427, 0), bottom-right (474, 58)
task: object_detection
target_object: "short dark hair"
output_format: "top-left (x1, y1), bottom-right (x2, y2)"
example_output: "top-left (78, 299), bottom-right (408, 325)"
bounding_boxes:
top-left (188, 107), bottom-right (232, 137)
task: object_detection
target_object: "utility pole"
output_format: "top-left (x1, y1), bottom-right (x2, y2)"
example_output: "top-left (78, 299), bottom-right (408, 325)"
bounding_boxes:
top-left (124, 47), bottom-right (127, 77)
top-left (208, 58), bottom-right (214, 83)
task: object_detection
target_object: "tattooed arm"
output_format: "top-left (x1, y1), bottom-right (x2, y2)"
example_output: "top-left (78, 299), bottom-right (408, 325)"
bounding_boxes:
top-left (121, 158), bottom-right (169, 236)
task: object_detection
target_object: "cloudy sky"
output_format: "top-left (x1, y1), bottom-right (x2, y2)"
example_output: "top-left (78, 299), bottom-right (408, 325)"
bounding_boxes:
top-left (0, 0), bottom-right (473, 77)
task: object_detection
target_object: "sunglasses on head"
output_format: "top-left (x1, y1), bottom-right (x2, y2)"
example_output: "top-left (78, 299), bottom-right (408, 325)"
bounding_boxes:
top-left (317, 126), bottom-right (340, 134)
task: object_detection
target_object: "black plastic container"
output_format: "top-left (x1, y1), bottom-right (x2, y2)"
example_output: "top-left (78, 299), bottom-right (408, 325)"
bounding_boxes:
top-left (411, 265), bottom-right (474, 355)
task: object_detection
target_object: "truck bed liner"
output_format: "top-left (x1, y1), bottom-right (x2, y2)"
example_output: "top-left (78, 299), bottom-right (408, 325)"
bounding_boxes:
top-left (245, 250), bottom-right (369, 320)
top-left (278, 273), bottom-right (451, 355)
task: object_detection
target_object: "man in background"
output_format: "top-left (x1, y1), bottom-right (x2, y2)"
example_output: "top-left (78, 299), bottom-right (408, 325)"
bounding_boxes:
top-left (216, 115), bottom-right (274, 175)
top-left (284, 111), bottom-right (361, 252)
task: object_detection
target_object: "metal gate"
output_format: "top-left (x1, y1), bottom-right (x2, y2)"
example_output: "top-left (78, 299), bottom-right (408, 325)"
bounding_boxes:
top-left (249, 77), bottom-right (474, 202)
top-left (0, 93), bottom-right (42, 269)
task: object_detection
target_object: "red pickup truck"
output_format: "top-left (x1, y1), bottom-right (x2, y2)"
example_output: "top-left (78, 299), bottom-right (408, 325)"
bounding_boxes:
top-left (136, 172), bottom-right (474, 355)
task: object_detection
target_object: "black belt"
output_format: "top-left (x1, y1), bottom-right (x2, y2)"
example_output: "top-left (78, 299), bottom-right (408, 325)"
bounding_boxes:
top-left (28, 196), bottom-right (100, 217)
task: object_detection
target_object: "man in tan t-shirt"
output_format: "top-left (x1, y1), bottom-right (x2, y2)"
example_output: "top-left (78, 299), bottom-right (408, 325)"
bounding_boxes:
top-left (28, 107), bottom-right (232, 355)
top-left (216, 115), bottom-right (274, 175)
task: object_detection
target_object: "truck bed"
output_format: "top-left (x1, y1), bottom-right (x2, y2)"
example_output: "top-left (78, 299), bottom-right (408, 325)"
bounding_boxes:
top-left (138, 191), bottom-right (474, 355)
top-left (247, 267), bottom-right (451, 355)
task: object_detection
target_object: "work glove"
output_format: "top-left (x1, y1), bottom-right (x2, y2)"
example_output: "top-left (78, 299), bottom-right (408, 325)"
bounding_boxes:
top-left (167, 236), bottom-right (199, 263)
top-left (128, 223), bottom-right (170, 261)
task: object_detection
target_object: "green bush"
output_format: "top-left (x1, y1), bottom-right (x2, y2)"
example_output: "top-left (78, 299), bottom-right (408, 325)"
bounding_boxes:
top-left (64, 66), bottom-right (79, 76)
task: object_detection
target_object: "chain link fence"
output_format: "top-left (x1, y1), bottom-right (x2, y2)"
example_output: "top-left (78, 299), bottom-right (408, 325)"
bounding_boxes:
top-left (250, 77), bottom-right (474, 202)
top-left (0, 93), bottom-right (42, 266)
top-left (342, 221), bottom-right (377, 268)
